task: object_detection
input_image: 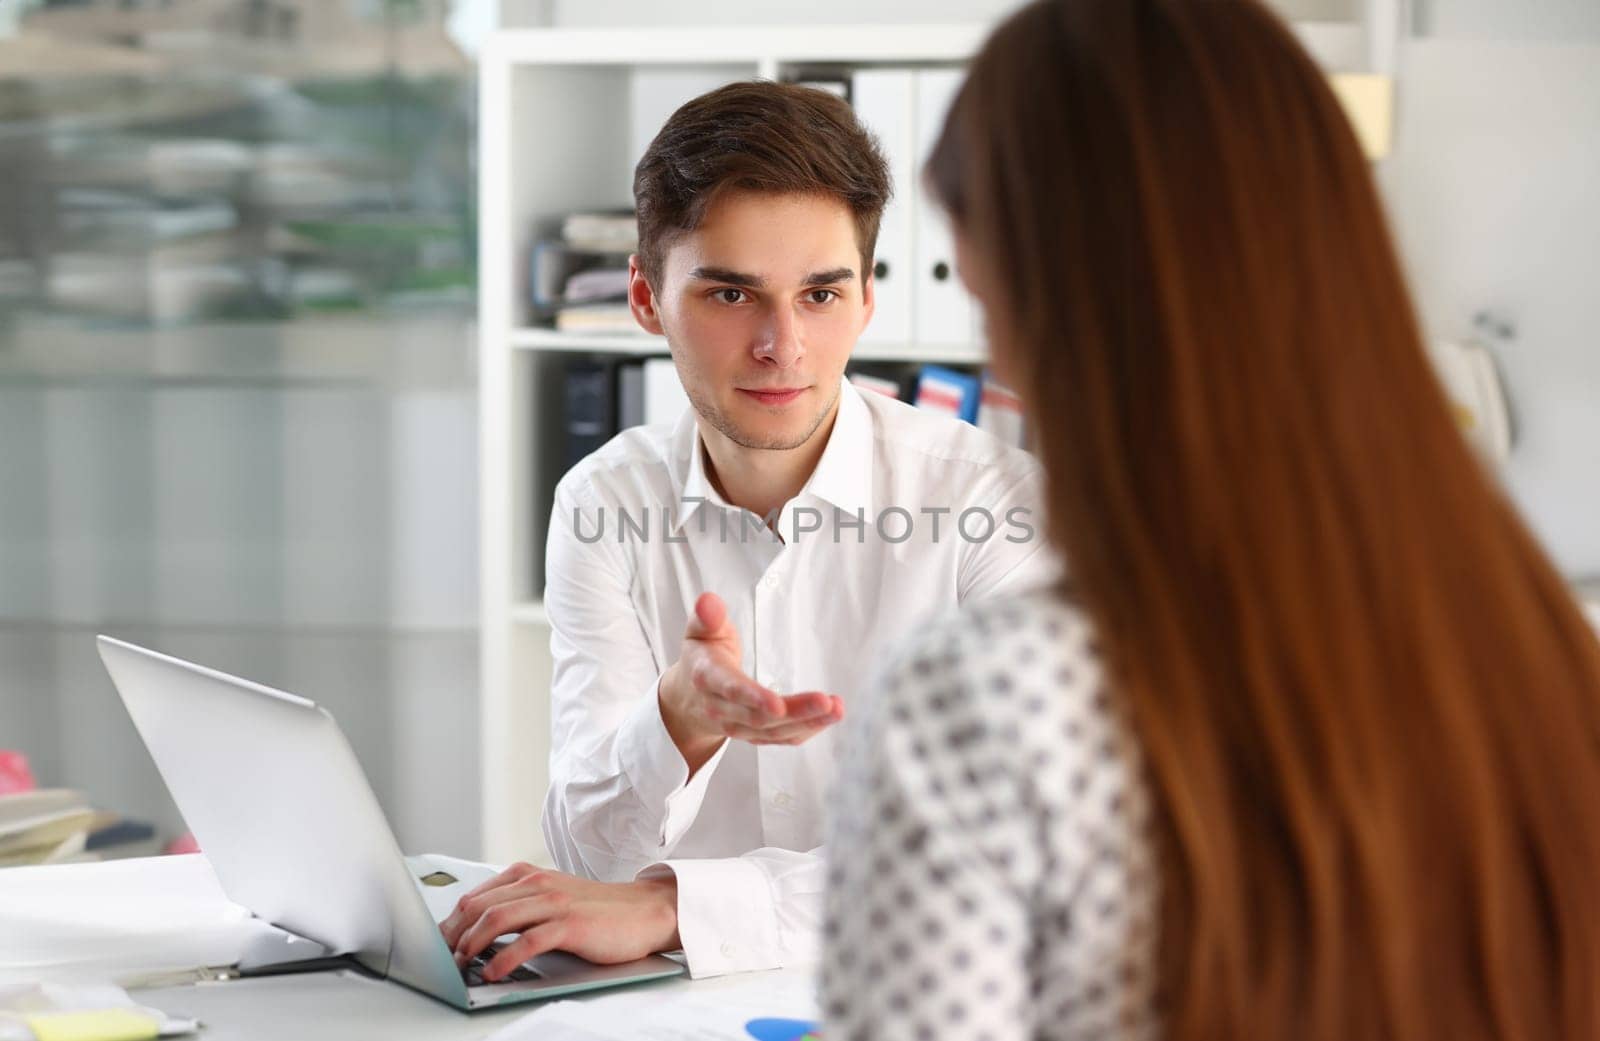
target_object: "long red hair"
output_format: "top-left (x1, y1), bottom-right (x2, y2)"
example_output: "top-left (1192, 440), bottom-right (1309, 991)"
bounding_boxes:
top-left (929, 1), bottom-right (1600, 1037)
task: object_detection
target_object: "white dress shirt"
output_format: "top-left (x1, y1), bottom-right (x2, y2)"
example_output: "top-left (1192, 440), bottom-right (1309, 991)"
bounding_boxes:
top-left (541, 378), bottom-right (1057, 977)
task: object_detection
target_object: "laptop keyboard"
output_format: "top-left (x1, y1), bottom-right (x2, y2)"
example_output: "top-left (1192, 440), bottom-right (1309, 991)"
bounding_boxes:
top-left (462, 942), bottom-right (542, 986)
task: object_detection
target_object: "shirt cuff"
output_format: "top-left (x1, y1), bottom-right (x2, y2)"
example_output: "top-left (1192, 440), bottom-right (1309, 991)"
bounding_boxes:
top-left (639, 858), bottom-right (783, 978)
top-left (614, 675), bottom-right (733, 848)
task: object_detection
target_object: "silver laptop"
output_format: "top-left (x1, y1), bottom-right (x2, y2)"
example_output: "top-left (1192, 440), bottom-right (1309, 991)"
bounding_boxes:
top-left (96, 635), bottom-right (685, 1010)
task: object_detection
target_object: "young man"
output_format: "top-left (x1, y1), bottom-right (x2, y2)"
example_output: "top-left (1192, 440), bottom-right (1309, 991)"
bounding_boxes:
top-left (441, 81), bottom-right (1055, 981)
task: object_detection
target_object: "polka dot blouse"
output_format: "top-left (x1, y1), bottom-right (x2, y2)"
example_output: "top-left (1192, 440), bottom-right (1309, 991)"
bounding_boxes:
top-left (821, 590), bottom-right (1161, 1041)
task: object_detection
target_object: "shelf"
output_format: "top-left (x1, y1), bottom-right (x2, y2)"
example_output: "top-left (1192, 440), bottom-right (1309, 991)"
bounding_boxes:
top-left (509, 327), bottom-right (665, 353)
top-left (486, 25), bottom-right (985, 67)
top-left (510, 600), bottom-right (549, 626)
top-left (0, 313), bottom-right (476, 390)
top-left (484, 21), bottom-right (1368, 73)
top-left (506, 326), bottom-right (987, 365)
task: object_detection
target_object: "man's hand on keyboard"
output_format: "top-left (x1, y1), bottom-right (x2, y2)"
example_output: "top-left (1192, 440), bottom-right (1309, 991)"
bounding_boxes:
top-left (440, 862), bottom-right (680, 981)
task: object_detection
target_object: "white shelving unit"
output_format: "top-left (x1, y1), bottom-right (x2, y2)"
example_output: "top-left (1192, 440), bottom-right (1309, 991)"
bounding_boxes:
top-left (476, 21), bottom-right (1391, 864)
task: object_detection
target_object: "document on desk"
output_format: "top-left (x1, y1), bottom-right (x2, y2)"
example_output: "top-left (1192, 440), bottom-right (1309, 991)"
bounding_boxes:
top-left (0, 854), bottom-right (291, 986)
top-left (484, 967), bottom-right (821, 1041)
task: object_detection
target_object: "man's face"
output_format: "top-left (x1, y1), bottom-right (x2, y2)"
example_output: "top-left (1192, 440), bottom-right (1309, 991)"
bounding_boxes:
top-left (628, 190), bottom-right (874, 451)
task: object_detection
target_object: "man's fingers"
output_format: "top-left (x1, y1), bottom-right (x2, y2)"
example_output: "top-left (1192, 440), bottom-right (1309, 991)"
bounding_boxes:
top-left (441, 861), bottom-right (541, 943)
top-left (444, 869), bottom-right (553, 950)
top-left (693, 659), bottom-right (783, 716)
top-left (778, 692), bottom-right (842, 719)
top-left (684, 592), bottom-right (727, 639)
top-left (721, 714), bottom-right (841, 746)
top-left (482, 922), bottom-right (567, 982)
top-left (454, 893), bottom-right (568, 967)
top-left (708, 690), bottom-right (840, 730)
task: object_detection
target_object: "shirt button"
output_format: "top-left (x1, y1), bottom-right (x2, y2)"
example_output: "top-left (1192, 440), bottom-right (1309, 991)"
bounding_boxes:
top-left (720, 941), bottom-right (737, 959)
top-left (761, 572), bottom-right (779, 589)
top-left (772, 791), bottom-right (794, 810)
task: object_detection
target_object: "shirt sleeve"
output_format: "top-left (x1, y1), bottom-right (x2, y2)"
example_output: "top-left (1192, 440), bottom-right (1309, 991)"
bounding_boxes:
top-left (820, 623), bottom-right (1038, 1041)
top-left (956, 461), bottom-right (1063, 603)
top-left (638, 846), bottom-right (824, 978)
top-left (541, 473), bottom-right (735, 882)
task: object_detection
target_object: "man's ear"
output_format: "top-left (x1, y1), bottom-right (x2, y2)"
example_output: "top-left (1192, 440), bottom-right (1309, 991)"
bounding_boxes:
top-left (628, 254), bottom-right (665, 336)
top-left (859, 261), bottom-right (877, 332)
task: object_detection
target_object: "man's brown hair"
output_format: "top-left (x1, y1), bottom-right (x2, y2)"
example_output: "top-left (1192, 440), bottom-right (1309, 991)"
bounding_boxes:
top-left (632, 80), bottom-right (892, 287)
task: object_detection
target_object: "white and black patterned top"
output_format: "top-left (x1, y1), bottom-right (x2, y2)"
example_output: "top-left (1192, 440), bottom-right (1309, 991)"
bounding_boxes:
top-left (821, 590), bottom-right (1161, 1041)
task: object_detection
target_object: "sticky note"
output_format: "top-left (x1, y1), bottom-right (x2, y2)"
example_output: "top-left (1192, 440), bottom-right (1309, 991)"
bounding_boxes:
top-left (1329, 73), bottom-right (1394, 160)
top-left (24, 1009), bottom-right (160, 1041)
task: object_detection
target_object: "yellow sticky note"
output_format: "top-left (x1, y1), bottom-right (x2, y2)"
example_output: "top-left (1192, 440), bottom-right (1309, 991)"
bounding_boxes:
top-left (1329, 73), bottom-right (1394, 160)
top-left (24, 1009), bottom-right (160, 1041)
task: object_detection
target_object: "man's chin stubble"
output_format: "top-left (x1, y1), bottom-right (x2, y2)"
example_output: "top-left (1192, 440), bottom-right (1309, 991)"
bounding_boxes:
top-left (695, 387), bottom-right (838, 453)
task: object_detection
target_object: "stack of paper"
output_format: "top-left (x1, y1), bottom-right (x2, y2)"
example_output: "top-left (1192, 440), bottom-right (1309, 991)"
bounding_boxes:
top-left (0, 855), bottom-right (305, 987)
top-left (0, 791), bottom-right (115, 868)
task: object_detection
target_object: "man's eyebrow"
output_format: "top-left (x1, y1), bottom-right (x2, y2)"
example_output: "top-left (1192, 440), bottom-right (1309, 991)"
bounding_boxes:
top-left (688, 266), bottom-right (766, 288)
top-left (686, 266), bottom-right (857, 289)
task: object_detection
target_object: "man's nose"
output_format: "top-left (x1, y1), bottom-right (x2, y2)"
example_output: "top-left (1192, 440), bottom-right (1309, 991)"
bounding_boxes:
top-left (752, 305), bottom-right (804, 367)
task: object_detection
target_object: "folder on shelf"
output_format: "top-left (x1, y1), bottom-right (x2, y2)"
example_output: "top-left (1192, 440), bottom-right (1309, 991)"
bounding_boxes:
top-left (912, 68), bottom-right (976, 350)
top-left (563, 361), bottom-right (615, 469)
top-left (848, 371), bottom-right (903, 400)
top-left (617, 360), bottom-right (646, 430)
top-left (913, 365), bottom-right (981, 424)
top-left (852, 68), bottom-right (915, 347)
top-left (977, 375), bottom-right (1026, 448)
top-left (642, 358), bottom-right (690, 426)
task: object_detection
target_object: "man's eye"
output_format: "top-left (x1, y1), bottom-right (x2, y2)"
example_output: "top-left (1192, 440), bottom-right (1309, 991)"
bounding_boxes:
top-left (808, 289), bottom-right (838, 305)
top-left (713, 288), bottom-right (747, 304)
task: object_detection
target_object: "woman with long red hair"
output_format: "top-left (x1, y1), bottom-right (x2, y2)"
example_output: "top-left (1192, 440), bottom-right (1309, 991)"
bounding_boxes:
top-left (821, 1), bottom-right (1600, 1038)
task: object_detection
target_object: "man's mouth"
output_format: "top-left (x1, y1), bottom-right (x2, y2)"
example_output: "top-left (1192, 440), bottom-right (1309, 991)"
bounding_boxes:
top-left (737, 386), bottom-right (807, 406)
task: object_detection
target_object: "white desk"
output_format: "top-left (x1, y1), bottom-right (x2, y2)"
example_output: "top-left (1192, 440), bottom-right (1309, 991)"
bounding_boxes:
top-left (1, 855), bottom-right (811, 1041)
top-left (131, 967), bottom-right (707, 1041)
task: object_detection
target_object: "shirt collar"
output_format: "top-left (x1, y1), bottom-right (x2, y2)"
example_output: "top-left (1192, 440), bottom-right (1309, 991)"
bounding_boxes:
top-left (670, 377), bottom-right (874, 533)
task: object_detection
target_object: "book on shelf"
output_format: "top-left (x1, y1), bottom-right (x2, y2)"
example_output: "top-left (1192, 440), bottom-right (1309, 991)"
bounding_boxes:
top-left (553, 302), bottom-right (638, 333)
top-left (560, 209), bottom-right (639, 253)
top-left (529, 240), bottom-right (632, 312)
top-left (563, 266), bottom-right (630, 304)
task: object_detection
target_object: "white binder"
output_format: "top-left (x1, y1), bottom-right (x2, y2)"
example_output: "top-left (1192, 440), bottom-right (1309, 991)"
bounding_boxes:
top-left (851, 69), bottom-right (916, 346)
top-left (912, 67), bottom-right (976, 350)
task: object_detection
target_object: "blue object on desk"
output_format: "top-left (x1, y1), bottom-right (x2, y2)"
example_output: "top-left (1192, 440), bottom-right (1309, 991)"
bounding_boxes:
top-left (744, 1019), bottom-right (821, 1041)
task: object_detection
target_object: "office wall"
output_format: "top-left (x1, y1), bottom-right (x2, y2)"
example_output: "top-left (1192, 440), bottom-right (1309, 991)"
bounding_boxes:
top-left (1377, 30), bottom-right (1600, 577)
top-left (1416, 0), bottom-right (1600, 42)
top-left (0, 377), bottom-right (481, 856)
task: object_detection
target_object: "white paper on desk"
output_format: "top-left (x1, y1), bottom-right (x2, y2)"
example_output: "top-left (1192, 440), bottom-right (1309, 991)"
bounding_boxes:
top-left (0, 854), bottom-right (284, 986)
top-left (485, 968), bottom-right (820, 1041)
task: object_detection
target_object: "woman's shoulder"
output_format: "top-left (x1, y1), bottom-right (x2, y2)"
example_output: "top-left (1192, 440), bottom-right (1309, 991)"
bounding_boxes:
top-left (876, 587), bottom-right (1104, 715)
top-left (867, 589), bottom-right (1121, 780)
top-left (870, 588), bottom-right (1147, 825)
